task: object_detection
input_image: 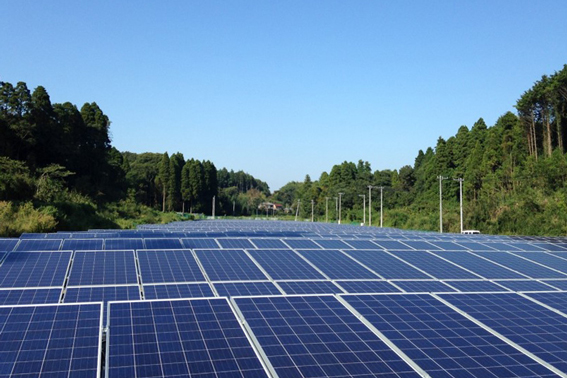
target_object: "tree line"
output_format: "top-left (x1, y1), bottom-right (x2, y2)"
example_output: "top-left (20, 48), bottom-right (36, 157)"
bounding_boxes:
top-left (0, 80), bottom-right (269, 235)
top-left (273, 64), bottom-right (567, 235)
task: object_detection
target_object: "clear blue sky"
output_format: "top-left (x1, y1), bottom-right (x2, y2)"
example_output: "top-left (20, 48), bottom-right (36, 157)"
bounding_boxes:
top-left (2, 1), bottom-right (566, 190)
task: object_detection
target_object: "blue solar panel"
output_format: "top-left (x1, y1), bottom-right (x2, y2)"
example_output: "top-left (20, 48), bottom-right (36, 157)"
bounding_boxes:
top-left (541, 280), bottom-right (567, 290)
top-left (282, 239), bottom-right (321, 249)
top-left (15, 239), bottom-right (62, 251)
top-left (337, 280), bottom-right (401, 293)
top-left (443, 280), bottom-right (510, 292)
top-left (234, 295), bottom-right (421, 378)
top-left (455, 241), bottom-right (497, 251)
top-left (393, 280), bottom-right (457, 292)
top-left (0, 239), bottom-right (18, 252)
top-left (298, 249), bottom-right (379, 279)
top-left (343, 240), bottom-right (382, 249)
top-left (372, 240), bottom-right (414, 250)
top-left (430, 251), bottom-right (526, 279)
top-left (0, 303), bottom-right (102, 377)
top-left (440, 292), bottom-right (567, 373)
top-left (195, 249), bottom-right (268, 281)
top-left (217, 238), bottom-right (255, 249)
top-left (393, 251), bottom-right (480, 279)
top-left (214, 281), bottom-right (281, 297)
top-left (510, 252), bottom-right (567, 275)
top-left (429, 241), bottom-right (469, 250)
top-left (143, 238), bottom-right (183, 249)
top-left (0, 288), bottom-right (62, 305)
top-left (313, 239), bottom-right (352, 249)
top-left (507, 243), bottom-right (547, 251)
top-left (68, 251), bottom-right (138, 286)
top-left (492, 280), bottom-right (558, 292)
top-left (143, 283), bottom-right (215, 300)
top-left (343, 294), bottom-right (558, 378)
top-left (0, 251), bottom-right (71, 287)
top-left (481, 242), bottom-right (524, 251)
top-left (247, 249), bottom-right (326, 280)
top-left (524, 291), bottom-right (567, 314)
top-left (64, 285), bottom-right (140, 325)
top-left (344, 250), bottom-right (431, 279)
top-left (276, 280), bottom-right (344, 295)
top-left (472, 252), bottom-right (567, 279)
top-left (104, 238), bottom-right (144, 250)
top-left (62, 239), bottom-right (104, 251)
top-left (180, 238), bottom-right (220, 249)
top-left (107, 298), bottom-right (269, 378)
top-left (249, 239), bottom-right (288, 249)
top-left (401, 240), bottom-right (441, 250)
top-left (137, 249), bottom-right (206, 283)
top-left (534, 243), bottom-right (567, 252)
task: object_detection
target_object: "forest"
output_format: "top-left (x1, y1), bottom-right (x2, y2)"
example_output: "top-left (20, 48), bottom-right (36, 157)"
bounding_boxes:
top-left (1, 64), bottom-right (567, 236)
top-left (0, 81), bottom-right (268, 236)
top-left (275, 64), bottom-right (567, 235)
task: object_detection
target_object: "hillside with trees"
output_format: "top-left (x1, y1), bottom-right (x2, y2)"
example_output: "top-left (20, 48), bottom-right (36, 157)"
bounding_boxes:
top-left (275, 65), bottom-right (567, 236)
top-left (0, 81), bottom-right (268, 236)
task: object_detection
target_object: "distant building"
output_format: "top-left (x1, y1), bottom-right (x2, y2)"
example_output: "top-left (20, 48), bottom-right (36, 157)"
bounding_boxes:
top-left (258, 202), bottom-right (283, 212)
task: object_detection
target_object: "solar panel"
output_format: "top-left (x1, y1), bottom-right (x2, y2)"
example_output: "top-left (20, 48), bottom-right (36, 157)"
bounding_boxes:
top-left (195, 249), bottom-right (268, 281)
top-left (143, 283), bottom-right (215, 300)
top-left (0, 303), bottom-right (102, 377)
top-left (343, 240), bottom-right (382, 249)
top-left (0, 239), bottom-right (18, 252)
top-left (137, 249), bottom-right (206, 283)
top-left (0, 251), bottom-right (71, 287)
top-left (524, 291), bottom-right (567, 314)
top-left (62, 239), bottom-right (103, 251)
top-left (276, 280), bottom-right (344, 295)
top-left (247, 249), bottom-right (326, 280)
top-left (233, 295), bottom-right (422, 378)
top-left (298, 249), bottom-right (380, 279)
top-left (68, 251), bottom-right (138, 286)
top-left (455, 241), bottom-right (496, 251)
top-left (492, 280), bottom-right (558, 292)
top-left (143, 238), bottom-right (183, 249)
top-left (443, 280), bottom-right (510, 292)
top-left (506, 243), bottom-right (546, 251)
top-left (0, 288), bottom-right (62, 305)
top-left (216, 238), bottom-right (255, 249)
top-left (534, 243), bottom-right (567, 252)
top-left (393, 251), bottom-right (480, 279)
top-left (104, 238), bottom-right (144, 250)
top-left (430, 251), bottom-right (526, 279)
top-left (342, 293), bottom-right (558, 378)
top-left (336, 280), bottom-right (401, 293)
top-left (480, 242), bottom-right (524, 251)
top-left (214, 281), bottom-right (282, 297)
top-left (15, 239), bottom-right (62, 251)
top-left (372, 240), bottom-right (414, 250)
top-left (510, 252), bottom-right (567, 275)
top-left (429, 241), bottom-right (469, 250)
top-left (107, 298), bottom-right (269, 378)
top-left (392, 280), bottom-right (457, 292)
top-left (313, 239), bottom-right (352, 249)
top-left (440, 292), bottom-right (567, 373)
top-left (180, 238), bottom-right (220, 249)
top-left (344, 250), bottom-right (431, 279)
top-left (401, 240), bottom-right (441, 250)
top-left (541, 280), bottom-right (567, 290)
top-left (472, 252), bottom-right (567, 279)
top-left (282, 239), bottom-right (321, 249)
top-left (64, 285), bottom-right (140, 325)
top-left (249, 239), bottom-right (288, 249)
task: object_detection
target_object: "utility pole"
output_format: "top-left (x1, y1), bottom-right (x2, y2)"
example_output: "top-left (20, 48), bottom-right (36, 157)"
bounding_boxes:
top-left (334, 197), bottom-right (338, 222)
top-left (295, 199), bottom-right (300, 222)
top-left (359, 194), bottom-right (366, 226)
top-left (233, 201), bottom-right (235, 216)
top-left (325, 197), bottom-right (329, 223)
top-left (311, 200), bottom-right (314, 222)
top-left (368, 186), bottom-right (374, 227)
top-left (438, 176), bottom-right (447, 233)
top-left (338, 193), bottom-right (344, 225)
top-left (379, 186), bottom-right (384, 228)
top-left (454, 178), bottom-right (464, 233)
top-left (212, 195), bottom-right (216, 220)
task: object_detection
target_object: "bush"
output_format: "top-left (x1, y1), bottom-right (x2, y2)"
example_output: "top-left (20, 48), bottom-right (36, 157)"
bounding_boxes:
top-left (0, 201), bottom-right (58, 236)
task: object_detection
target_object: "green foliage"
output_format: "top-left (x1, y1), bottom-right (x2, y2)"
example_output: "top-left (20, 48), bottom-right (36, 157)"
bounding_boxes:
top-left (0, 201), bottom-right (58, 236)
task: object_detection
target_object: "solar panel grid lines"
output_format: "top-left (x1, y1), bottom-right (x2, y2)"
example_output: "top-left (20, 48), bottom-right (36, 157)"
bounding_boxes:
top-left (389, 250), bottom-right (483, 280)
top-left (249, 239), bottom-right (288, 249)
top-left (429, 250), bottom-right (528, 279)
top-left (436, 292), bottom-right (567, 376)
top-left (194, 249), bottom-right (269, 281)
top-left (0, 251), bottom-right (73, 288)
top-left (142, 282), bottom-right (216, 300)
top-left (274, 280), bottom-right (346, 295)
top-left (0, 239), bottom-right (18, 252)
top-left (335, 280), bottom-right (402, 294)
top-left (143, 238), bottom-right (184, 250)
top-left (492, 279), bottom-right (560, 292)
top-left (245, 249), bottom-right (328, 281)
top-left (136, 249), bottom-right (207, 284)
top-left (216, 238), bottom-right (257, 249)
top-left (541, 280), bottom-right (567, 291)
top-left (67, 250), bottom-right (139, 286)
top-left (441, 280), bottom-right (512, 292)
top-left (214, 281), bottom-right (284, 297)
top-left (231, 294), bottom-right (425, 378)
top-left (509, 251), bottom-right (567, 276)
top-left (473, 251), bottom-right (567, 279)
top-left (0, 288), bottom-right (63, 305)
top-left (344, 249), bottom-right (434, 280)
top-left (0, 301), bottom-right (103, 378)
top-left (15, 239), bottom-right (63, 251)
top-left (297, 249), bottom-right (381, 280)
top-left (341, 293), bottom-right (561, 378)
top-left (389, 280), bottom-right (458, 293)
top-left (106, 297), bottom-right (271, 378)
top-left (517, 291), bottom-right (567, 320)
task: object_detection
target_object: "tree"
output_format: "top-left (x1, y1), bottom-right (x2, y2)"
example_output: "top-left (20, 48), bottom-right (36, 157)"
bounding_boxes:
top-left (156, 152), bottom-right (170, 212)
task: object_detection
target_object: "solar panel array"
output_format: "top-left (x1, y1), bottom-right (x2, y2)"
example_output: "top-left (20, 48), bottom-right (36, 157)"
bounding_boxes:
top-left (3, 220), bottom-right (567, 376)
